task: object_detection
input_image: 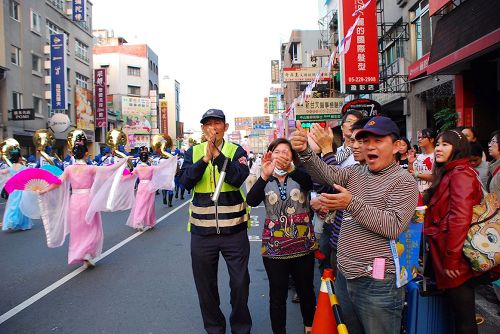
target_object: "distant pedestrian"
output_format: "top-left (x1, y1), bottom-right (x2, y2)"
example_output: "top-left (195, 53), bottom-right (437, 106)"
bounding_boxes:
top-left (397, 137), bottom-right (411, 170)
top-left (487, 130), bottom-right (500, 199)
top-left (409, 128), bottom-right (435, 194)
top-left (469, 142), bottom-right (488, 187)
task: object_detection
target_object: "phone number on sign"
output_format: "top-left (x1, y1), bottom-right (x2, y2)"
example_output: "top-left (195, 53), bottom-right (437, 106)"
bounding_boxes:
top-left (348, 77), bottom-right (377, 83)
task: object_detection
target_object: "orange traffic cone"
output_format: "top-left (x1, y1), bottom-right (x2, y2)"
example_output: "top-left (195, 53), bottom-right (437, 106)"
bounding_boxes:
top-left (312, 277), bottom-right (338, 334)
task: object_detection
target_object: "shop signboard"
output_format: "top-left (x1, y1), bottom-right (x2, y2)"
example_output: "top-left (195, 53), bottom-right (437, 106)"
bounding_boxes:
top-left (121, 96), bottom-right (152, 134)
top-left (75, 86), bottom-right (94, 131)
top-left (341, 98), bottom-right (382, 117)
top-left (408, 53), bottom-right (430, 80)
top-left (50, 33), bottom-right (67, 110)
top-left (295, 98), bottom-right (344, 121)
top-left (10, 108), bottom-right (35, 121)
top-left (253, 116), bottom-right (271, 129)
top-left (235, 117), bottom-right (253, 131)
top-left (94, 68), bottom-right (107, 127)
top-left (283, 67), bottom-right (331, 82)
top-left (271, 60), bottom-right (280, 84)
top-left (72, 0), bottom-right (86, 21)
top-left (339, 0), bottom-right (379, 93)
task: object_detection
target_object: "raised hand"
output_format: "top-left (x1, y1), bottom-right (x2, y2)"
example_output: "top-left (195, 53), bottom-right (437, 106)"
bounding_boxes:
top-left (310, 123), bottom-right (334, 155)
top-left (290, 121), bottom-right (308, 152)
top-left (260, 152), bottom-right (275, 180)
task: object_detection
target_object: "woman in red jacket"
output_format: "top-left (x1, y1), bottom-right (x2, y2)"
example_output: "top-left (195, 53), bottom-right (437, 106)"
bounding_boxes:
top-left (423, 129), bottom-right (498, 334)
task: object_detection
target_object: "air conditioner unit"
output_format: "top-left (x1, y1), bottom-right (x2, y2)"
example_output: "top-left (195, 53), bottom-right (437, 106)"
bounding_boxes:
top-left (44, 91), bottom-right (51, 99)
top-left (44, 76), bottom-right (51, 84)
top-left (43, 45), bottom-right (50, 55)
top-left (65, 9), bottom-right (72, 16)
top-left (44, 60), bottom-right (51, 69)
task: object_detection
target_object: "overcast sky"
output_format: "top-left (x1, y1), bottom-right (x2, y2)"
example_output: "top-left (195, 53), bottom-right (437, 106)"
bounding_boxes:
top-left (92, 0), bottom-right (320, 132)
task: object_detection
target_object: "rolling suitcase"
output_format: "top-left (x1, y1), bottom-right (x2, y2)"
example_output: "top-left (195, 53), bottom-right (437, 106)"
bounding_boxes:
top-left (402, 279), bottom-right (455, 334)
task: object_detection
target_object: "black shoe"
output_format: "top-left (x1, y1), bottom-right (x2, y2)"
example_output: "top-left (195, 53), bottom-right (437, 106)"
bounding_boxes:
top-left (163, 198), bottom-right (167, 205)
top-left (181, 196), bottom-right (184, 200)
top-left (175, 193), bottom-right (178, 199)
top-left (292, 293), bottom-right (300, 303)
top-left (168, 203), bottom-right (173, 207)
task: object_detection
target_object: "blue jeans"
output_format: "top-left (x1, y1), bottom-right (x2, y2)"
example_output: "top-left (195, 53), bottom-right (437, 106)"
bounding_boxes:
top-left (335, 270), bottom-right (404, 334)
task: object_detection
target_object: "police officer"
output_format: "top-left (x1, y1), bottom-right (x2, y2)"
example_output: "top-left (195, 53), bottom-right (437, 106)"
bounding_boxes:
top-left (180, 109), bottom-right (251, 334)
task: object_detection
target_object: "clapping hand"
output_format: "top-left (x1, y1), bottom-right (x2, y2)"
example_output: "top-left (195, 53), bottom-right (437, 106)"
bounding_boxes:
top-left (260, 152), bottom-right (275, 180)
top-left (310, 123), bottom-right (334, 155)
top-left (203, 127), bottom-right (218, 162)
top-left (318, 184), bottom-right (353, 210)
top-left (290, 121), bottom-right (308, 152)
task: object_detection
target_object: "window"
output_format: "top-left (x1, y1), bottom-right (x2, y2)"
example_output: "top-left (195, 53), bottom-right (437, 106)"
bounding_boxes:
top-left (289, 42), bottom-right (302, 64)
top-left (411, 0), bottom-right (431, 60)
top-left (30, 9), bottom-right (42, 33)
top-left (9, 0), bottom-right (20, 21)
top-left (46, 20), bottom-right (62, 38)
top-left (127, 85), bottom-right (141, 95)
top-left (127, 66), bottom-right (140, 77)
top-left (76, 72), bottom-right (89, 89)
top-left (33, 96), bottom-right (43, 115)
top-left (11, 45), bottom-right (21, 66)
top-left (48, 0), bottom-right (64, 11)
top-left (12, 92), bottom-right (22, 109)
top-left (75, 40), bottom-right (89, 62)
top-left (32, 53), bottom-right (42, 73)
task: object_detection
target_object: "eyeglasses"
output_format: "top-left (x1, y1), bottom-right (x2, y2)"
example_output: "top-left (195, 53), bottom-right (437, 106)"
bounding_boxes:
top-left (489, 138), bottom-right (498, 145)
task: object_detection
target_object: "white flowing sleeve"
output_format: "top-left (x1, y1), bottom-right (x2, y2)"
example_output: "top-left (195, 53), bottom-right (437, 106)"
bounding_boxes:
top-left (38, 181), bottom-right (71, 248)
top-left (0, 171), bottom-right (10, 190)
top-left (85, 159), bottom-right (136, 223)
top-left (150, 157), bottom-right (177, 192)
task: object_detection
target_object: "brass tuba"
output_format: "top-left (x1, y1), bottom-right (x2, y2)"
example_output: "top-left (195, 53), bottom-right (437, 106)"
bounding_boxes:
top-left (105, 128), bottom-right (133, 169)
top-left (66, 128), bottom-right (88, 151)
top-left (151, 134), bottom-right (173, 158)
top-left (33, 129), bottom-right (60, 165)
top-left (0, 138), bottom-right (22, 167)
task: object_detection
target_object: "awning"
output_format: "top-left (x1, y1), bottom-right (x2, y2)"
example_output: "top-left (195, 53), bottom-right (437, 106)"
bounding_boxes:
top-left (427, 0), bottom-right (500, 75)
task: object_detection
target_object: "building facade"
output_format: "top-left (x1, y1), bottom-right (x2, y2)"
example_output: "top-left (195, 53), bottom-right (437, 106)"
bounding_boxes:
top-left (93, 29), bottom-right (159, 149)
top-left (158, 75), bottom-right (181, 142)
top-left (1, 0), bottom-right (94, 155)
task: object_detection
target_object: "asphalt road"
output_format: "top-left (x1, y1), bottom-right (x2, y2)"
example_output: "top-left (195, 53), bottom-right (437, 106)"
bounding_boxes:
top-left (1, 194), bottom-right (498, 333)
top-left (0, 196), bottom-right (308, 333)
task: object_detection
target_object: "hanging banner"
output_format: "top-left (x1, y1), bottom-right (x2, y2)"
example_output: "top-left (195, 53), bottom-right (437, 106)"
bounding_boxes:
top-left (75, 86), bottom-right (94, 131)
top-left (268, 96), bottom-right (277, 114)
top-left (271, 60), bottom-right (280, 84)
top-left (339, 0), bottom-right (379, 94)
top-left (159, 99), bottom-right (168, 134)
top-left (94, 68), bottom-right (107, 128)
top-left (235, 117), bottom-right (253, 131)
top-left (72, 0), bottom-right (86, 21)
top-left (50, 34), bottom-right (67, 111)
top-left (283, 67), bottom-right (331, 82)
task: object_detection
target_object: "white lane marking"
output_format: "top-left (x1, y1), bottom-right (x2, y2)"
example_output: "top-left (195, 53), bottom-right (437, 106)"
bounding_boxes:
top-left (0, 200), bottom-right (190, 325)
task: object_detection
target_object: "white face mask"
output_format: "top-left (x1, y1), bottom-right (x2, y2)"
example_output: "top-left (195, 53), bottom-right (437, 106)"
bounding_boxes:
top-left (273, 167), bottom-right (287, 176)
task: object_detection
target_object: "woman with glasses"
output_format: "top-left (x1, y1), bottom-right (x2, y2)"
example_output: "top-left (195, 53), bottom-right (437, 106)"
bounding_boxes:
top-left (409, 128), bottom-right (435, 194)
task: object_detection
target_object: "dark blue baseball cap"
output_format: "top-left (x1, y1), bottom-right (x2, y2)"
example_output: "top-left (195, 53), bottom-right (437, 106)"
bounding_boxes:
top-left (355, 116), bottom-right (400, 139)
top-left (200, 109), bottom-right (226, 124)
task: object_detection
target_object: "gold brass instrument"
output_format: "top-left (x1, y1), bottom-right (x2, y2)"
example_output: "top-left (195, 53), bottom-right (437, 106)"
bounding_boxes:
top-left (33, 128), bottom-right (60, 165)
top-left (106, 128), bottom-right (133, 169)
top-left (151, 134), bottom-right (173, 158)
top-left (66, 128), bottom-right (88, 151)
top-left (0, 138), bottom-right (22, 167)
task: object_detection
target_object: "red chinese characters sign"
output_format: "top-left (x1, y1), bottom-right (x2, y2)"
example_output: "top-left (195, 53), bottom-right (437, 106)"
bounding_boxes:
top-left (339, 0), bottom-right (379, 93)
top-left (159, 99), bottom-right (168, 133)
top-left (408, 53), bottom-right (430, 80)
top-left (94, 69), bottom-right (107, 128)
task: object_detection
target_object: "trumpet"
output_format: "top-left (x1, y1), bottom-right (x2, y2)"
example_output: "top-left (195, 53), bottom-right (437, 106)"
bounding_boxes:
top-left (33, 129), bottom-right (60, 165)
top-left (151, 134), bottom-right (173, 158)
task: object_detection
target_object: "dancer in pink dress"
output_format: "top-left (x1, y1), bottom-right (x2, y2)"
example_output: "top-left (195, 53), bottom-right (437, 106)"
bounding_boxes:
top-left (126, 150), bottom-right (177, 231)
top-left (40, 141), bottom-right (130, 268)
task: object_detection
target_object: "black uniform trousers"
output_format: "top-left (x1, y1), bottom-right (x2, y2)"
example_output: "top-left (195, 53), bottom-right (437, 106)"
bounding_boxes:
top-left (191, 228), bottom-right (252, 334)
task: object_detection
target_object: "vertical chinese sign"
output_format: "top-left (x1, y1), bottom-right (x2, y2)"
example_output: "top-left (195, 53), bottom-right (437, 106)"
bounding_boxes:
top-left (72, 0), bottom-right (86, 21)
top-left (159, 99), bottom-right (168, 134)
top-left (339, 0), bottom-right (379, 94)
top-left (271, 60), bottom-right (280, 84)
top-left (50, 34), bottom-right (68, 111)
top-left (94, 69), bottom-right (107, 128)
